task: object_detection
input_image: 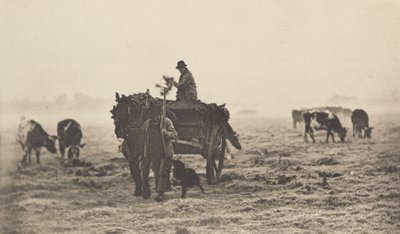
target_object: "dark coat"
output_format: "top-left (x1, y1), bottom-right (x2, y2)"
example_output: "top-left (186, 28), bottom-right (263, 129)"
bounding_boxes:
top-left (173, 69), bottom-right (198, 101)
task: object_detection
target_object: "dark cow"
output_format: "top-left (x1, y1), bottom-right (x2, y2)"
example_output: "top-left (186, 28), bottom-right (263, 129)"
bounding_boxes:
top-left (57, 119), bottom-right (85, 163)
top-left (292, 110), bottom-right (304, 129)
top-left (303, 111), bottom-right (347, 143)
top-left (16, 119), bottom-right (57, 164)
top-left (171, 159), bottom-right (205, 198)
top-left (351, 109), bottom-right (373, 138)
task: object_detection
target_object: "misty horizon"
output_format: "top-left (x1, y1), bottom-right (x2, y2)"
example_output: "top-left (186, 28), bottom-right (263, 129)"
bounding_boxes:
top-left (1, 91), bottom-right (398, 119)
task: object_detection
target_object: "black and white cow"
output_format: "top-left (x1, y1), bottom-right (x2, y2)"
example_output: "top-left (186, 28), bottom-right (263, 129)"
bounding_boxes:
top-left (57, 119), bottom-right (85, 163)
top-left (303, 111), bottom-right (347, 143)
top-left (16, 119), bottom-right (58, 164)
top-left (351, 109), bottom-right (373, 138)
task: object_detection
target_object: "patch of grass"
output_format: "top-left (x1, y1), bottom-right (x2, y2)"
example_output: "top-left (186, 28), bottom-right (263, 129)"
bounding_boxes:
top-left (325, 196), bottom-right (347, 207)
top-left (315, 157), bottom-right (339, 166)
top-left (192, 216), bottom-right (243, 226)
top-left (225, 182), bottom-right (263, 193)
top-left (220, 172), bottom-right (245, 182)
top-left (378, 192), bottom-right (400, 200)
top-left (175, 227), bottom-right (192, 234)
top-left (81, 209), bottom-right (113, 218)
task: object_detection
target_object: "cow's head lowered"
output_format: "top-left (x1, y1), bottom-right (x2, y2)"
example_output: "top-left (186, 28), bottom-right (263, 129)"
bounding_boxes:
top-left (67, 144), bottom-right (85, 160)
top-left (364, 127), bottom-right (373, 138)
top-left (339, 127), bottom-right (348, 143)
top-left (45, 135), bottom-right (58, 153)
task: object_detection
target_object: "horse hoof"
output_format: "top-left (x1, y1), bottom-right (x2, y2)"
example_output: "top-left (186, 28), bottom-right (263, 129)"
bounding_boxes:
top-left (134, 191), bottom-right (142, 197)
top-left (142, 193), bottom-right (150, 199)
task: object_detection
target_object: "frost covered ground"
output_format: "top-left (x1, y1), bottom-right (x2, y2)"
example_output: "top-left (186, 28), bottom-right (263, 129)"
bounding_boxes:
top-left (1, 114), bottom-right (399, 233)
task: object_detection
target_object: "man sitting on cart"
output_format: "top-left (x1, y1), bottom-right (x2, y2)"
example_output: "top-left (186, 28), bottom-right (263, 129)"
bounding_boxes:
top-left (172, 60), bottom-right (198, 101)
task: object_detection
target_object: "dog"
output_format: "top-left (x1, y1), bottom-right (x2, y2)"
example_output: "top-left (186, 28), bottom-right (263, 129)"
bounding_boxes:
top-left (171, 159), bottom-right (205, 198)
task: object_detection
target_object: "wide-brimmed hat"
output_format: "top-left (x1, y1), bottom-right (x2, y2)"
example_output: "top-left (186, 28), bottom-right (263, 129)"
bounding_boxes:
top-left (176, 60), bottom-right (187, 69)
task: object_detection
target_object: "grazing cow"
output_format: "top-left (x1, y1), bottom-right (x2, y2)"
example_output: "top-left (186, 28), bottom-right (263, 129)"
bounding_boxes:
top-left (16, 119), bottom-right (57, 164)
top-left (292, 110), bottom-right (304, 129)
top-left (303, 111), bottom-right (347, 143)
top-left (57, 119), bottom-right (85, 163)
top-left (351, 109), bottom-right (373, 138)
top-left (171, 159), bottom-right (205, 198)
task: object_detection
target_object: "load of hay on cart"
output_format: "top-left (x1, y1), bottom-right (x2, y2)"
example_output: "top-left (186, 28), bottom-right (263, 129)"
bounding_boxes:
top-left (165, 100), bottom-right (241, 184)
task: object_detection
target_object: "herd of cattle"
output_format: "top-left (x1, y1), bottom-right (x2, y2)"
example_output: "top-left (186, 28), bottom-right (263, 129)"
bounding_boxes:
top-left (16, 118), bottom-right (84, 165)
top-left (15, 106), bottom-right (372, 166)
top-left (292, 106), bottom-right (373, 143)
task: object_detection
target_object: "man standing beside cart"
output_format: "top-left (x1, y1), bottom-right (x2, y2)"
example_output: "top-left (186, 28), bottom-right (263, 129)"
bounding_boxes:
top-left (142, 103), bottom-right (177, 202)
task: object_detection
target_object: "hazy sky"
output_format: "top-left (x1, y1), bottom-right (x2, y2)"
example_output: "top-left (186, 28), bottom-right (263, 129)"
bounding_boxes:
top-left (1, 0), bottom-right (399, 111)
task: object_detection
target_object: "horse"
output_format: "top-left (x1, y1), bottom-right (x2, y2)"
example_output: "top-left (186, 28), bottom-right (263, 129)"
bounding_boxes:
top-left (111, 92), bottom-right (165, 199)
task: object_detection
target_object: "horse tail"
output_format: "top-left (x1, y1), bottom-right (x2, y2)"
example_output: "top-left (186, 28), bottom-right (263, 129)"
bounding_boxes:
top-left (224, 123), bottom-right (241, 150)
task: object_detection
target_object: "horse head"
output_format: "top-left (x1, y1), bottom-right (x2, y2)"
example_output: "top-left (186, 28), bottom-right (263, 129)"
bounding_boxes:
top-left (111, 92), bottom-right (163, 139)
top-left (111, 92), bottom-right (146, 139)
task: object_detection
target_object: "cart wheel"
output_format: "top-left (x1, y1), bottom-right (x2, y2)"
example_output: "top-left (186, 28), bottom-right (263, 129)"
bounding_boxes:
top-left (206, 127), bottom-right (226, 185)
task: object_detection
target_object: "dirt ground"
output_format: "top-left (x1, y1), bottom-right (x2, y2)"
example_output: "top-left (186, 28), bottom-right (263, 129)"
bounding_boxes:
top-left (0, 114), bottom-right (399, 233)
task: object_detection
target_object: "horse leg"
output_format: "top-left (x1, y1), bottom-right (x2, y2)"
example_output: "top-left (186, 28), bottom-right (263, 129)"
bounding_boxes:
top-left (121, 141), bottom-right (142, 197)
top-left (131, 155), bottom-right (142, 197)
top-left (141, 156), bottom-right (151, 199)
top-left (126, 155), bottom-right (142, 197)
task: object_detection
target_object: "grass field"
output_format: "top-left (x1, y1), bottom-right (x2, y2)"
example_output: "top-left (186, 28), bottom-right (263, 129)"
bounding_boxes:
top-left (1, 114), bottom-right (399, 233)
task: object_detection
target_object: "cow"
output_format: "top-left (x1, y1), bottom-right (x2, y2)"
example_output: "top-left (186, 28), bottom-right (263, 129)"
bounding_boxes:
top-left (57, 119), bottom-right (85, 164)
top-left (351, 109), bottom-right (373, 138)
top-left (16, 119), bottom-right (58, 164)
top-left (292, 110), bottom-right (304, 129)
top-left (303, 111), bottom-right (347, 143)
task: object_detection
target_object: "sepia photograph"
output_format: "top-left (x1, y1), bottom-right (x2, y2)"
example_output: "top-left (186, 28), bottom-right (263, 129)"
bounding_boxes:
top-left (0, 0), bottom-right (399, 233)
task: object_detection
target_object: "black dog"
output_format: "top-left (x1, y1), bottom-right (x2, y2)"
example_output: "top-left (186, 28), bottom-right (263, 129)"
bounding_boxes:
top-left (171, 159), bottom-right (205, 198)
